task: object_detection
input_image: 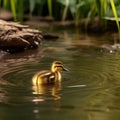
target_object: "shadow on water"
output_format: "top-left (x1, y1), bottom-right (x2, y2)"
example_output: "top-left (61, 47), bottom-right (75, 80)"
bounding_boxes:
top-left (0, 28), bottom-right (120, 120)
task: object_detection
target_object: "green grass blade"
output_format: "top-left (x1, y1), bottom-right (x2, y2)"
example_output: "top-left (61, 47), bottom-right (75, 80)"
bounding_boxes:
top-left (47, 0), bottom-right (52, 16)
top-left (17, 0), bottom-right (24, 21)
top-left (110, 0), bottom-right (120, 37)
top-left (3, 0), bottom-right (7, 8)
top-left (10, 0), bottom-right (17, 21)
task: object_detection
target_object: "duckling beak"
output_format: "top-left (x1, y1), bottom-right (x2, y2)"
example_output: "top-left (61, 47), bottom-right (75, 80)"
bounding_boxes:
top-left (63, 66), bottom-right (69, 71)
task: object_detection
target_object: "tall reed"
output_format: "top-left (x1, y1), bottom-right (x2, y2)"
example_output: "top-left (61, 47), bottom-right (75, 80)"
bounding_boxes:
top-left (47, 0), bottom-right (52, 16)
top-left (0, 0), bottom-right (120, 33)
top-left (110, 0), bottom-right (120, 37)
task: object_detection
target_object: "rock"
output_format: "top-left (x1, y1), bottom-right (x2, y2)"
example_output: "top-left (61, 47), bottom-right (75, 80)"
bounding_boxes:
top-left (0, 19), bottom-right (43, 53)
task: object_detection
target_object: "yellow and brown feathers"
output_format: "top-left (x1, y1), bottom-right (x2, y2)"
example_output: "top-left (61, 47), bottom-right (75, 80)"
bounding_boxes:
top-left (32, 61), bottom-right (68, 85)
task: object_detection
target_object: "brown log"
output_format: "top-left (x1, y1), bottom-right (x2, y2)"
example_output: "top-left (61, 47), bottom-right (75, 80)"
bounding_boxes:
top-left (0, 19), bottom-right (43, 53)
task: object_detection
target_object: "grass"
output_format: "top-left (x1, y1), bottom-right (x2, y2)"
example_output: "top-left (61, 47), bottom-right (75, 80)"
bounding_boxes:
top-left (10, 0), bottom-right (17, 21)
top-left (47, 0), bottom-right (52, 16)
top-left (0, 0), bottom-right (120, 33)
top-left (110, 0), bottom-right (120, 37)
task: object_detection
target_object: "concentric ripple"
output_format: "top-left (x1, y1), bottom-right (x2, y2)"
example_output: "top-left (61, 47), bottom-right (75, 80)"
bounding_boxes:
top-left (1, 51), bottom-right (120, 107)
top-left (0, 31), bottom-right (120, 120)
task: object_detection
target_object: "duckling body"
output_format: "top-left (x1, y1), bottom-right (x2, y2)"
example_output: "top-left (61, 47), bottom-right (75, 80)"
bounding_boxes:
top-left (32, 61), bottom-right (68, 85)
top-left (32, 70), bottom-right (61, 85)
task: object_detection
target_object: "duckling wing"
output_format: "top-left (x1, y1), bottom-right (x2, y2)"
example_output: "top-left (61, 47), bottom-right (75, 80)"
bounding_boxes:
top-left (37, 70), bottom-right (54, 78)
top-left (34, 70), bottom-right (55, 84)
top-left (41, 71), bottom-right (55, 83)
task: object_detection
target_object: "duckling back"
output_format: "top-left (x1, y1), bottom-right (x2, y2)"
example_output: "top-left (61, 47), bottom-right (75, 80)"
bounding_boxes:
top-left (32, 70), bottom-right (61, 85)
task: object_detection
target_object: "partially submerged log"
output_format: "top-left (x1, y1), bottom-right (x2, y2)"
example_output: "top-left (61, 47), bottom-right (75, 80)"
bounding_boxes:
top-left (0, 20), bottom-right (43, 53)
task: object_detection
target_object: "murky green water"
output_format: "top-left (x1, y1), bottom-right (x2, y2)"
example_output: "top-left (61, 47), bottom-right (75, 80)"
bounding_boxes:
top-left (0, 28), bottom-right (120, 120)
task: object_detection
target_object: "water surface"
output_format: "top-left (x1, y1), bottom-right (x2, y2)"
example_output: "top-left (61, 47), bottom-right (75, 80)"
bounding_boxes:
top-left (0, 28), bottom-right (120, 120)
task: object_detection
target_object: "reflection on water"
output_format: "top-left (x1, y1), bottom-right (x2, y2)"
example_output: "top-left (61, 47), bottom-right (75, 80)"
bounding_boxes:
top-left (0, 28), bottom-right (120, 120)
top-left (32, 83), bottom-right (62, 101)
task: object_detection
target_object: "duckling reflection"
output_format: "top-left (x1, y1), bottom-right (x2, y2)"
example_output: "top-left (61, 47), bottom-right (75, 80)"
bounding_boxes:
top-left (32, 61), bottom-right (68, 100)
top-left (32, 83), bottom-right (61, 100)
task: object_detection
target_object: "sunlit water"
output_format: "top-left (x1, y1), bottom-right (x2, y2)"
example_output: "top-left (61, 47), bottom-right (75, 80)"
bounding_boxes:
top-left (0, 28), bottom-right (120, 120)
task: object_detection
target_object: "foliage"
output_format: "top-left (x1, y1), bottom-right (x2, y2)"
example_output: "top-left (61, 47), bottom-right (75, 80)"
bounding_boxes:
top-left (110, 0), bottom-right (120, 37)
top-left (0, 0), bottom-right (120, 32)
top-left (0, 0), bottom-right (24, 21)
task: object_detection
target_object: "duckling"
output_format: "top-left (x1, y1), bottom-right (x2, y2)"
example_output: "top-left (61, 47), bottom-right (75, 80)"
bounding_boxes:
top-left (32, 61), bottom-right (68, 85)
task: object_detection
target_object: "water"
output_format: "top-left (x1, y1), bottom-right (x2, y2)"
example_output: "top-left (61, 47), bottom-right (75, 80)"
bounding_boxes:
top-left (0, 28), bottom-right (120, 120)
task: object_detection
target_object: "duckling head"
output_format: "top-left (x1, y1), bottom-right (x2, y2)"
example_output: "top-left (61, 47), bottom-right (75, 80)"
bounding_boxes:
top-left (51, 61), bottom-right (68, 72)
